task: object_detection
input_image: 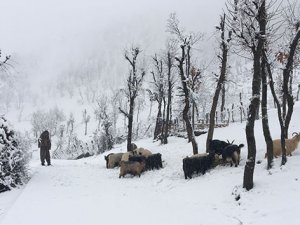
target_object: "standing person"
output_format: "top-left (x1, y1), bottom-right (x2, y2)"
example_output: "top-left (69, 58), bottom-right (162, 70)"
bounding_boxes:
top-left (38, 130), bottom-right (51, 166)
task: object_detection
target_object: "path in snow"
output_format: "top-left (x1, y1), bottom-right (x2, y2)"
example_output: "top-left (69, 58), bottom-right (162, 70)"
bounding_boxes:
top-left (1, 102), bottom-right (300, 225)
top-left (3, 153), bottom-right (299, 225)
top-left (0, 157), bottom-right (245, 225)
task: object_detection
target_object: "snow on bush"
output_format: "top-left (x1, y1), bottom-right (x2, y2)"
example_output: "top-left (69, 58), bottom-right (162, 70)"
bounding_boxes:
top-left (52, 129), bottom-right (114, 160)
top-left (0, 117), bottom-right (31, 193)
top-left (31, 107), bottom-right (66, 138)
top-left (52, 104), bottom-right (115, 159)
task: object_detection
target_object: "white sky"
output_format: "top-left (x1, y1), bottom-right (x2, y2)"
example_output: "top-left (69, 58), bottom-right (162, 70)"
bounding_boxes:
top-left (0, 0), bottom-right (226, 89)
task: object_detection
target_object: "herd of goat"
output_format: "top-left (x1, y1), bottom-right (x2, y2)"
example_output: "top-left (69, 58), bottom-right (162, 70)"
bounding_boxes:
top-left (104, 143), bottom-right (163, 178)
top-left (104, 132), bottom-right (300, 179)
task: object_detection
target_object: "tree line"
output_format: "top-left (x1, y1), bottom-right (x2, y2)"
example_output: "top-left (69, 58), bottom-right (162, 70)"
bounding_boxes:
top-left (119, 0), bottom-right (300, 191)
top-left (1, 0), bottom-right (300, 192)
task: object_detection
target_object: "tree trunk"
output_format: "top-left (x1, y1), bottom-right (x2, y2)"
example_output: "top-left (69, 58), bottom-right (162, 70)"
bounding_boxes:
top-left (192, 103), bottom-right (195, 130)
top-left (148, 101), bottom-right (153, 120)
top-left (284, 91), bottom-right (294, 139)
top-left (283, 29), bottom-right (300, 138)
top-left (163, 52), bottom-right (173, 144)
top-left (264, 50), bottom-right (287, 166)
top-left (240, 107), bottom-right (243, 123)
top-left (243, 53), bottom-right (262, 190)
top-left (176, 45), bottom-right (198, 155)
top-left (127, 98), bottom-right (134, 152)
top-left (261, 55), bottom-right (273, 169)
top-left (239, 92), bottom-right (246, 121)
top-left (136, 103), bottom-right (141, 139)
top-left (123, 47), bottom-right (145, 152)
top-left (227, 108), bottom-right (230, 125)
top-left (183, 101), bottom-right (198, 154)
top-left (160, 97), bottom-right (166, 144)
top-left (243, 0), bottom-right (266, 191)
top-left (85, 122), bottom-right (87, 136)
top-left (220, 84), bottom-right (226, 122)
top-left (206, 113), bottom-right (209, 125)
top-left (231, 104), bottom-right (235, 123)
top-left (255, 102), bottom-right (260, 120)
top-left (154, 100), bottom-right (162, 140)
top-left (206, 13), bottom-right (229, 152)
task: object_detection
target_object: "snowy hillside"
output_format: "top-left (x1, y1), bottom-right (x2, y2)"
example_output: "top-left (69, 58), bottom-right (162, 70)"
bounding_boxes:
top-left (2, 0), bottom-right (300, 224)
top-left (0, 102), bottom-right (299, 225)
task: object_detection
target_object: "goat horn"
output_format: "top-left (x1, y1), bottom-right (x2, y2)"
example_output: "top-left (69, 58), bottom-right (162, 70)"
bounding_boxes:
top-left (292, 132), bottom-right (298, 136)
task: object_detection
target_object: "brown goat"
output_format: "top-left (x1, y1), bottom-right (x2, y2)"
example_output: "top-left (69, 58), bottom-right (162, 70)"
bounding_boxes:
top-left (269, 132), bottom-right (300, 157)
top-left (119, 161), bottom-right (146, 178)
top-left (106, 153), bottom-right (124, 168)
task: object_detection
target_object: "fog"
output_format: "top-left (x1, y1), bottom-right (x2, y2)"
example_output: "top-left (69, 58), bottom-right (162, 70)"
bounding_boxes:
top-left (0, 0), bottom-right (226, 95)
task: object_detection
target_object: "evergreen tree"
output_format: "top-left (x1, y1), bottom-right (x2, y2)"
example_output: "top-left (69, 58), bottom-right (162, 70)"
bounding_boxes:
top-left (0, 117), bottom-right (30, 193)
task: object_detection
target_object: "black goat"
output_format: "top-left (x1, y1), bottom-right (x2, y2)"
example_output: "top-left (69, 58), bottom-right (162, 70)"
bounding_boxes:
top-left (182, 153), bottom-right (215, 179)
top-left (129, 154), bottom-right (163, 171)
top-left (209, 139), bottom-right (233, 155)
top-left (128, 155), bottom-right (146, 163)
top-left (146, 153), bottom-right (163, 170)
top-left (222, 144), bottom-right (244, 167)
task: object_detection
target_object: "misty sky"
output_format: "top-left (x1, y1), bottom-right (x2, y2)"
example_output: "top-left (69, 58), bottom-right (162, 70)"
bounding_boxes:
top-left (0, 0), bottom-right (226, 91)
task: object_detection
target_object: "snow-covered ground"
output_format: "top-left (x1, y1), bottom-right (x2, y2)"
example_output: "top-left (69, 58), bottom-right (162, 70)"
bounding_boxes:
top-left (0, 102), bottom-right (300, 225)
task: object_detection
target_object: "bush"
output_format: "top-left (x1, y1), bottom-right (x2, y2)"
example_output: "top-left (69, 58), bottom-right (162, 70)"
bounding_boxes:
top-left (52, 128), bottom-right (115, 159)
top-left (31, 107), bottom-right (66, 138)
top-left (92, 129), bottom-right (114, 154)
top-left (0, 117), bottom-right (31, 193)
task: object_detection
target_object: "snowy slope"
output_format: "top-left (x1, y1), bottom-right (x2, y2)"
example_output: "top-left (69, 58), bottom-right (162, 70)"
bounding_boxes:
top-left (0, 102), bottom-right (300, 225)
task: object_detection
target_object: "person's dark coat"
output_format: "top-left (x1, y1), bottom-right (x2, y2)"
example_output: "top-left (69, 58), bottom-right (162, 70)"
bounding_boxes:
top-left (38, 130), bottom-right (51, 165)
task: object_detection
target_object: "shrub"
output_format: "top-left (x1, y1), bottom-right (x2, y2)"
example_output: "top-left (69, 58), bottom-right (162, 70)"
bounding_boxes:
top-left (0, 117), bottom-right (31, 193)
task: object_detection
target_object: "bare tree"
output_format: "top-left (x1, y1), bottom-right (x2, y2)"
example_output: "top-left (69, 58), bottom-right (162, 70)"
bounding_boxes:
top-left (228, 0), bottom-right (267, 190)
top-left (97, 96), bottom-right (114, 150)
top-left (190, 66), bottom-right (202, 129)
top-left (119, 47), bottom-right (146, 152)
top-left (95, 95), bottom-right (109, 130)
top-left (0, 50), bottom-right (12, 112)
top-left (167, 13), bottom-right (202, 155)
top-left (0, 50), bottom-right (11, 72)
top-left (31, 108), bottom-right (65, 138)
top-left (206, 13), bottom-right (231, 152)
top-left (162, 43), bottom-right (176, 144)
top-left (281, 3), bottom-right (300, 142)
top-left (261, 51), bottom-right (273, 169)
top-left (220, 83), bottom-right (226, 122)
top-left (258, 0), bottom-right (284, 170)
top-left (150, 54), bottom-right (165, 140)
top-left (82, 109), bottom-right (90, 136)
top-left (264, 1), bottom-right (300, 165)
top-left (66, 113), bottom-right (75, 135)
top-left (111, 89), bottom-right (121, 134)
top-left (134, 90), bottom-right (146, 140)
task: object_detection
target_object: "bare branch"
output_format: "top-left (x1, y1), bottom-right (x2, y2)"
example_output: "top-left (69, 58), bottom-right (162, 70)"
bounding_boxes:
top-left (119, 107), bottom-right (129, 118)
